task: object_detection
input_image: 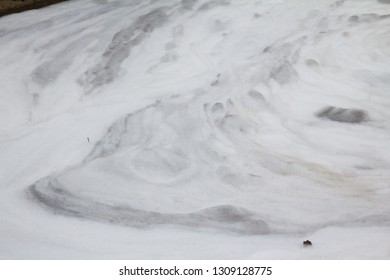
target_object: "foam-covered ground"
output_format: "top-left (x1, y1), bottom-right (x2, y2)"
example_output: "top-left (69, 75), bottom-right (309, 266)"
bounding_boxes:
top-left (1, 0), bottom-right (390, 259)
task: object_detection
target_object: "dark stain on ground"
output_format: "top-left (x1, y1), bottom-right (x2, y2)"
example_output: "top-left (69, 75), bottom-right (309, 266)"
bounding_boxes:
top-left (0, 0), bottom-right (69, 17)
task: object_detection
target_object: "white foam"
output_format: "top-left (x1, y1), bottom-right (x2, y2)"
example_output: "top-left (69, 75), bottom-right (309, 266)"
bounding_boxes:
top-left (0, 0), bottom-right (389, 259)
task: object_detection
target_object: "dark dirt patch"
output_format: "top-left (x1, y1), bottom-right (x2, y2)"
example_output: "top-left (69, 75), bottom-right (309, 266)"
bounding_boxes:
top-left (0, 0), bottom-right (69, 17)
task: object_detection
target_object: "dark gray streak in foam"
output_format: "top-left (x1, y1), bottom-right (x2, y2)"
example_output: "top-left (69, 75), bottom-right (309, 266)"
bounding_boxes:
top-left (28, 178), bottom-right (269, 235)
top-left (198, 0), bottom-right (230, 11)
top-left (82, 7), bottom-right (169, 92)
top-left (180, 0), bottom-right (198, 10)
top-left (316, 106), bottom-right (367, 123)
top-left (348, 13), bottom-right (389, 23)
top-left (32, 34), bottom-right (96, 85)
top-left (85, 101), bottom-right (161, 162)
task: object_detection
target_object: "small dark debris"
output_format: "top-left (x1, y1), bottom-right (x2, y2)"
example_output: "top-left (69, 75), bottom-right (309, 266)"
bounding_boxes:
top-left (303, 240), bottom-right (312, 246)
